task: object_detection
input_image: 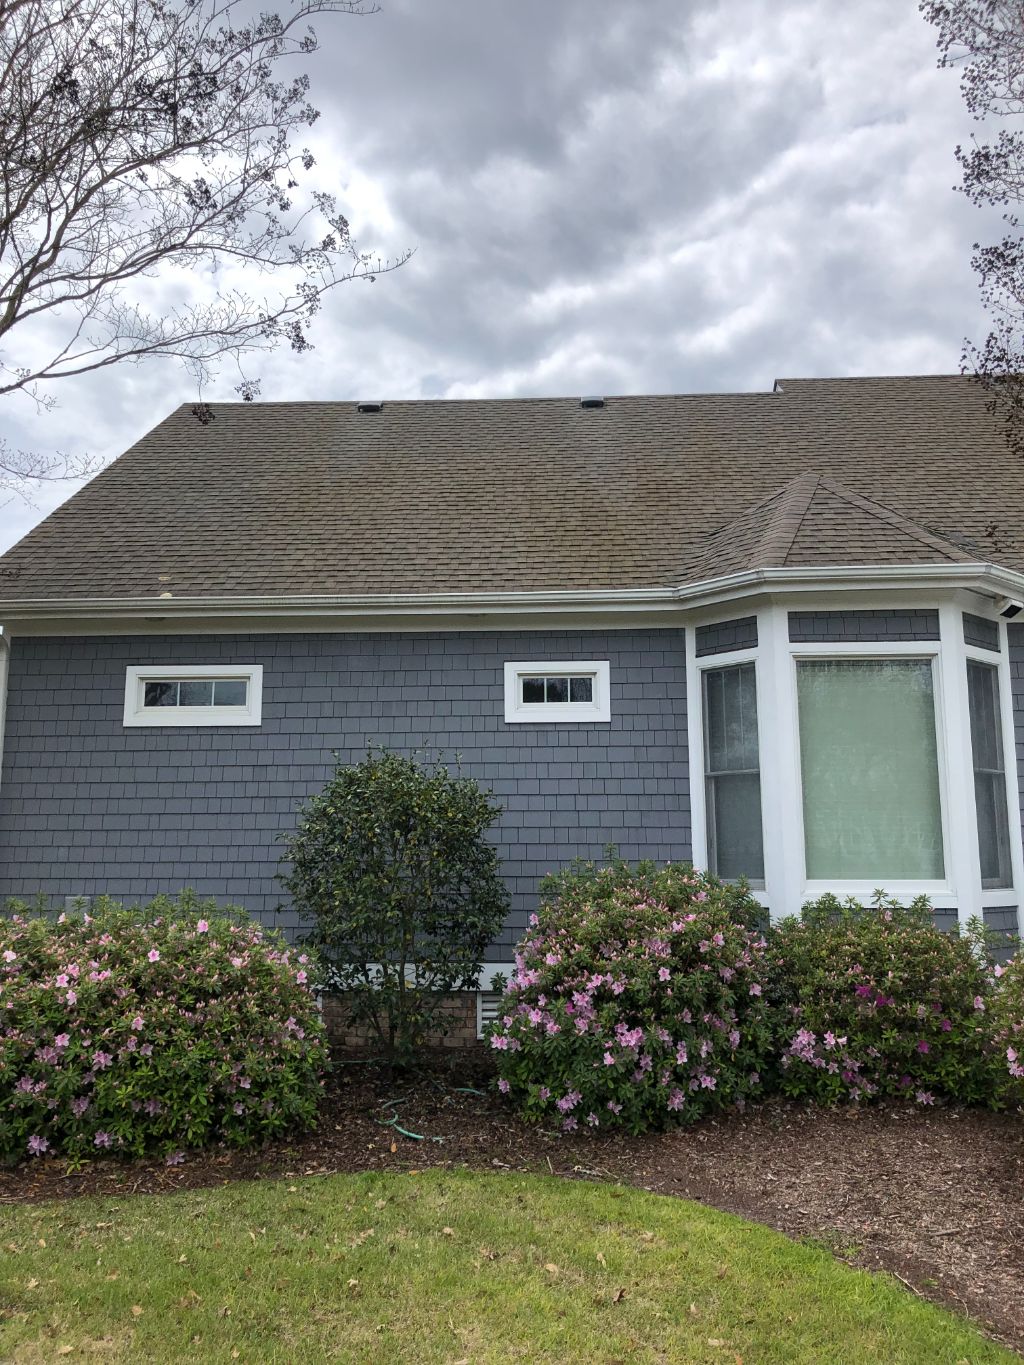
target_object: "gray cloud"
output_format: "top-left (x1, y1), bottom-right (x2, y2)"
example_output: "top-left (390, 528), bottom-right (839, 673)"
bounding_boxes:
top-left (0, 0), bottom-right (1000, 551)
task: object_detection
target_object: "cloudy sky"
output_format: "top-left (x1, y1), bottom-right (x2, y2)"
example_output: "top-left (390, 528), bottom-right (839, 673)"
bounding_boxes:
top-left (0, 0), bottom-right (1000, 552)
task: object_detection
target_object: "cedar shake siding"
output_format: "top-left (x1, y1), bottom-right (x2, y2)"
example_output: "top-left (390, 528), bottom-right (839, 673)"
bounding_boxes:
top-left (0, 629), bottom-right (690, 952)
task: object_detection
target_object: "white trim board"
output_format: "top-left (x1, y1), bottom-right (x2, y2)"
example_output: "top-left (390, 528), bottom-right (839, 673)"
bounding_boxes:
top-left (122, 664), bottom-right (264, 727)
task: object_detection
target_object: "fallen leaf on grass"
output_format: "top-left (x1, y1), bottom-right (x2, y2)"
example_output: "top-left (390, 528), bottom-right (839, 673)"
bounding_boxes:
top-left (612, 1288), bottom-right (626, 1304)
top-left (26, 1279), bottom-right (38, 1290)
top-left (596, 1252), bottom-right (607, 1267)
top-left (56, 1347), bottom-right (73, 1356)
top-left (130, 1306), bottom-right (143, 1318)
top-left (544, 1263), bottom-right (558, 1276)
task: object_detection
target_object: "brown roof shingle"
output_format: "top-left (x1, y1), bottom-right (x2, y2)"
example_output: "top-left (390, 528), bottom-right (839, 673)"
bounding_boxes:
top-left (0, 375), bottom-right (1017, 601)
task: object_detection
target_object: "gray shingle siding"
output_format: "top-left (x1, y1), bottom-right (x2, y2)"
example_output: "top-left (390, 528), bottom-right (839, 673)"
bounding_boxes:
top-left (787, 609), bottom-right (940, 643)
top-left (695, 617), bottom-right (758, 658)
top-left (963, 612), bottom-right (1000, 652)
top-left (1009, 626), bottom-right (1024, 898)
top-left (0, 629), bottom-right (690, 956)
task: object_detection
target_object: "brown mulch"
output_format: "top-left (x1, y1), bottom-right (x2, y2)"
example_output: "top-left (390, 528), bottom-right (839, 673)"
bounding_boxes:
top-left (2, 1053), bottom-right (1023, 1355)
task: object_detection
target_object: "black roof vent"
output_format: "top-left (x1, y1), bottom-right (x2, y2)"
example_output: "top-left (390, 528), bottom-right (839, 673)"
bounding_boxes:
top-left (579, 396), bottom-right (605, 409)
top-left (356, 401), bottom-right (383, 413)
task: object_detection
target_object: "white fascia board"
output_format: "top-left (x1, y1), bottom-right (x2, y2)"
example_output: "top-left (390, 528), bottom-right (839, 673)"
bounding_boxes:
top-left (2, 562), bottom-right (1022, 634)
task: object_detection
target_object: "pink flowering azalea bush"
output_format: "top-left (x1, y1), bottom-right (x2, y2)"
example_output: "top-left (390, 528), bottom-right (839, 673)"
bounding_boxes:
top-left (766, 894), bottom-right (1003, 1107)
top-left (989, 952), bottom-right (1024, 1102)
top-left (489, 860), bottom-right (773, 1134)
top-left (0, 892), bottom-right (328, 1164)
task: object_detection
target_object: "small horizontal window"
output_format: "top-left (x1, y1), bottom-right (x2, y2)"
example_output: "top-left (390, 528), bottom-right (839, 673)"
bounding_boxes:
top-left (504, 661), bottom-right (610, 723)
top-left (124, 666), bottom-right (263, 727)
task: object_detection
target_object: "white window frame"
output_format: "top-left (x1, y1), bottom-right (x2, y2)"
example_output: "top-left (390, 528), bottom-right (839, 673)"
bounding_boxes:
top-left (788, 641), bottom-right (952, 903)
top-left (123, 664), bottom-right (263, 727)
top-left (503, 660), bottom-right (610, 723)
top-left (696, 647), bottom-right (766, 890)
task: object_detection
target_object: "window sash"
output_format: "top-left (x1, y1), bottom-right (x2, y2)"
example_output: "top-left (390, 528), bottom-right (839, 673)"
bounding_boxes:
top-left (702, 662), bottom-right (764, 884)
top-left (796, 657), bottom-right (945, 882)
top-left (967, 659), bottom-right (1013, 889)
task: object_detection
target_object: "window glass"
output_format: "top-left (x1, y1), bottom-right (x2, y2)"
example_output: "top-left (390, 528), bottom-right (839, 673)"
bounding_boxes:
top-left (967, 660), bottom-right (1012, 888)
top-left (213, 679), bottom-right (248, 707)
top-left (142, 678), bottom-right (248, 710)
top-left (797, 659), bottom-right (944, 880)
top-left (179, 680), bottom-right (214, 707)
top-left (520, 674), bottom-right (595, 705)
top-left (143, 681), bottom-right (178, 707)
top-left (702, 662), bottom-right (764, 882)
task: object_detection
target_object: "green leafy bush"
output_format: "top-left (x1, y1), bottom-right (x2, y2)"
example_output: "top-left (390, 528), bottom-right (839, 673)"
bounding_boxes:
top-left (281, 750), bottom-right (509, 1063)
top-left (1, 893), bottom-right (327, 1164)
top-left (766, 894), bottom-right (1002, 1106)
top-left (489, 861), bottom-right (772, 1133)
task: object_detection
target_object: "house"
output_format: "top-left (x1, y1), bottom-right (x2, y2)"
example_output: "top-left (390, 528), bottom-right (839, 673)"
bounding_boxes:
top-left (0, 374), bottom-right (1022, 1031)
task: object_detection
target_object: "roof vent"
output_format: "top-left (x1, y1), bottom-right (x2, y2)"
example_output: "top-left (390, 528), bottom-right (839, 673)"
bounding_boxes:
top-left (579, 396), bottom-right (605, 409)
top-left (356, 401), bottom-right (383, 413)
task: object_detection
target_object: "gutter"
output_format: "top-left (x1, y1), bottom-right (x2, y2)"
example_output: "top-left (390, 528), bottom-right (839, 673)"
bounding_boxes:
top-left (0, 562), bottom-right (1018, 631)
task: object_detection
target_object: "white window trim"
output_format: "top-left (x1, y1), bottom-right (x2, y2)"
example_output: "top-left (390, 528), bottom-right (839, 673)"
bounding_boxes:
top-left (123, 664), bottom-right (263, 727)
top-left (695, 647), bottom-right (766, 890)
top-left (503, 660), bottom-right (610, 723)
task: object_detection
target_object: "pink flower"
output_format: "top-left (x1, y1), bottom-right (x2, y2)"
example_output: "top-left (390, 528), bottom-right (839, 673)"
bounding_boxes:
top-left (92, 1050), bottom-right (113, 1069)
top-left (197, 920), bottom-right (209, 934)
top-left (54, 1033), bottom-right (70, 1049)
top-left (2, 949), bottom-right (16, 963)
top-left (148, 950), bottom-right (160, 963)
top-left (295, 970), bottom-right (307, 985)
top-left (131, 1016), bottom-right (144, 1031)
top-left (749, 983), bottom-right (762, 997)
top-left (93, 1131), bottom-right (113, 1148)
top-left (65, 990), bottom-right (77, 1006)
top-left (497, 1078), bottom-right (510, 1094)
top-left (603, 1051), bottom-right (615, 1066)
top-left (231, 956), bottom-right (244, 969)
top-left (973, 996), bottom-right (985, 1012)
top-left (165, 1151), bottom-right (185, 1166)
top-left (606, 1100), bottom-right (623, 1115)
top-left (55, 974), bottom-right (69, 988)
top-left (658, 967), bottom-right (671, 982)
top-left (916, 1040), bottom-right (930, 1054)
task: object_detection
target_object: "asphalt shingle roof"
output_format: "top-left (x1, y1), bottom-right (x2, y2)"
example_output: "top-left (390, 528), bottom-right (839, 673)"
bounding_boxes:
top-left (0, 375), bottom-right (1017, 601)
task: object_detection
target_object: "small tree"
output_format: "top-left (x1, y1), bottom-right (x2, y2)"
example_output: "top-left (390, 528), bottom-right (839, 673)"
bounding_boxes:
top-left (281, 751), bottom-right (509, 1063)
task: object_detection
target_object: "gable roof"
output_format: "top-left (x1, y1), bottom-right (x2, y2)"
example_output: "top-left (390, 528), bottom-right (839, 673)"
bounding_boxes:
top-left (0, 375), bottom-right (1018, 603)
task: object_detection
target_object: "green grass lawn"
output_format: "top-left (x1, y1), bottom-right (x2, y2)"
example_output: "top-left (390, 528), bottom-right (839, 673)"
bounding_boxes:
top-left (0, 1169), bottom-right (1013, 1364)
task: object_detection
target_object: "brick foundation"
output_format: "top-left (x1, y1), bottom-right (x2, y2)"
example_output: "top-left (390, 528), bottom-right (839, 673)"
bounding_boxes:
top-left (321, 991), bottom-right (482, 1053)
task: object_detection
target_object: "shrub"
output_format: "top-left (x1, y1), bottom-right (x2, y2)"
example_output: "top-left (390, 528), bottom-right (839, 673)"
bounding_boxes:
top-left (766, 894), bottom-right (1002, 1106)
top-left (989, 953), bottom-right (1024, 1103)
top-left (489, 861), bottom-right (772, 1133)
top-left (281, 750), bottom-right (509, 1063)
top-left (0, 893), bottom-right (327, 1164)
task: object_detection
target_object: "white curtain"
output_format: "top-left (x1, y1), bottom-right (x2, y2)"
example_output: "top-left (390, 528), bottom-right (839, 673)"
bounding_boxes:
top-left (797, 659), bottom-right (944, 881)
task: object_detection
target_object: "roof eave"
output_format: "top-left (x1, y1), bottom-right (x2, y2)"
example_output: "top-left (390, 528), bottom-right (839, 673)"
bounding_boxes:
top-left (0, 562), bottom-right (1021, 634)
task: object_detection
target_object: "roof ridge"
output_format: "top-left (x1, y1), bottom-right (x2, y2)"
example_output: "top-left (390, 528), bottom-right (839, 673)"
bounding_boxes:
top-left (815, 477), bottom-right (974, 564)
top-left (754, 473), bottom-right (821, 567)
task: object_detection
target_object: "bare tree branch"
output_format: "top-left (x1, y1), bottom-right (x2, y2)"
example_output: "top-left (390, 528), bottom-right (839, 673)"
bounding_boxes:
top-left (922, 1), bottom-right (1024, 453)
top-left (0, 0), bottom-right (407, 497)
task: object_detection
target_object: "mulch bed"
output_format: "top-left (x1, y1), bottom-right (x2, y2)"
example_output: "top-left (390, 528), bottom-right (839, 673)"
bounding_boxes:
top-left (2, 1052), bottom-right (1023, 1354)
